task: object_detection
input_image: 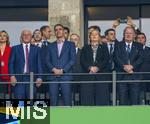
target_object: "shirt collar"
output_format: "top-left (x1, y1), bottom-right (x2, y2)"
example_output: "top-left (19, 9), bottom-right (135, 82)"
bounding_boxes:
top-left (76, 47), bottom-right (78, 53)
top-left (125, 41), bottom-right (133, 47)
top-left (57, 39), bottom-right (65, 44)
top-left (23, 43), bottom-right (30, 47)
top-left (41, 39), bottom-right (47, 42)
top-left (107, 42), bottom-right (114, 46)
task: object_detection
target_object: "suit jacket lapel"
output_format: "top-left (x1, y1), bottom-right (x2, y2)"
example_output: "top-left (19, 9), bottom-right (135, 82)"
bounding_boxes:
top-left (106, 44), bottom-right (111, 57)
top-left (89, 45), bottom-right (94, 63)
top-left (29, 44), bottom-right (33, 68)
top-left (130, 42), bottom-right (136, 61)
top-left (20, 44), bottom-right (25, 63)
top-left (122, 42), bottom-right (129, 63)
top-left (53, 41), bottom-right (59, 58)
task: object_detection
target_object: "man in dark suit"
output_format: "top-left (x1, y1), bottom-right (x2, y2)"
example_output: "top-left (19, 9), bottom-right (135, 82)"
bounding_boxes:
top-left (104, 28), bottom-right (119, 71)
top-left (70, 33), bottom-right (82, 105)
top-left (9, 30), bottom-right (42, 99)
top-left (104, 28), bottom-right (120, 104)
top-left (35, 26), bottom-right (52, 99)
top-left (46, 24), bottom-right (76, 106)
top-left (115, 27), bottom-right (143, 105)
top-left (137, 32), bottom-right (150, 101)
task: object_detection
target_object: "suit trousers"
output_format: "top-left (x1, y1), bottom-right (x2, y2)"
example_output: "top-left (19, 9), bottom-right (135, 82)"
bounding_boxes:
top-left (13, 75), bottom-right (36, 99)
top-left (49, 78), bottom-right (71, 106)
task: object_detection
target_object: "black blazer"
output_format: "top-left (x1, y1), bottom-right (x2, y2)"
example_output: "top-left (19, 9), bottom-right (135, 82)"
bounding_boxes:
top-left (80, 44), bottom-right (108, 80)
top-left (115, 41), bottom-right (143, 72)
top-left (140, 46), bottom-right (150, 72)
top-left (72, 48), bottom-right (82, 73)
top-left (103, 40), bottom-right (120, 72)
top-left (72, 48), bottom-right (82, 81)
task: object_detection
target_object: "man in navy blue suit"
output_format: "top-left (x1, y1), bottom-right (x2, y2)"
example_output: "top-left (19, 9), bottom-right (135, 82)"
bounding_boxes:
top-left (9, 30), bottom-right (42, 99)
top-left (115, 27), bottom-right (143, 105)
top-left (46, 24), bottom-right (76, 106)
top-left (35, 26), bottom-right (52, 98)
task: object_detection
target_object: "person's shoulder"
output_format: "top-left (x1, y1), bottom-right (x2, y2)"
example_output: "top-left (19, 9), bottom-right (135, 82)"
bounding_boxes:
top-left (65, 40), bottom-right (74, 45)
top-left (119, 40), bottom-right (125, 45)
top-left (10, 44), bottom-right (22, 53)
top-left (82, 44), bottom-right (90, 49)
top-left (145, 46), bottom-right (150, 50)
top-left (30, 44), bottom-right (39, 49)
top-left (47, 41), bottom-right (51, 45)
top-left (50, 41), bottom-right (57, 45)
top-left (133, 41), bottom-right (143, 47)
top-left (12, 44), bottom-right (21, 49)
top-left (6, 45), bottom-right (11, 50)
top-left (101, 43), bottom-right (107, 47)
top-left (78, 48), bottom-right (82, 51)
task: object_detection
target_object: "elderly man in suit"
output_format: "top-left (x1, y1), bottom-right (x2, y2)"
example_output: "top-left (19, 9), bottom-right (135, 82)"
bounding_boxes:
top-left (46, 24), bottom-right (76, 106)
top-left (115, 27), bottom-right (143, 105)
top-left (9, 30), bottom-right (42, 99)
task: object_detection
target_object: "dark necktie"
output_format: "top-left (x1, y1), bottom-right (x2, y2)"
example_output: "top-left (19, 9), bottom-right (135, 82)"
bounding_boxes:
top-left (126, 44), bottom-right (131, 64)
top-left (25, 44), bottom-right (29, 73)
top-left (43, 41), bottom-right (47, 46)
top-left (42, 41), bottom-right (48, 55)
top-left (109, 44), bottom-right (113, 55)
top-left (42, 41), bottom-right (48, 69)
top-left (109, 44), bottom-right (114, 70)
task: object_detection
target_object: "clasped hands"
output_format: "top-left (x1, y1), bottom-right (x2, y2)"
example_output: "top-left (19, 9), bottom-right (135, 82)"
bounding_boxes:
top-left (52, 68), bottom-right (63, 76)
top-left (123, 65), bottom-right (134, 74)
top-left (89, 66), bottom-right (99, 73)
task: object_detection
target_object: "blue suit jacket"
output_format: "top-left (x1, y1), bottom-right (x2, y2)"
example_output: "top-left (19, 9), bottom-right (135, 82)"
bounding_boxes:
top-left (39, 42), bottom-right (51, 81)
top-left (46, 40), bottom-right (76, 81)
top-left (9, 44), bottom-right (42, 81)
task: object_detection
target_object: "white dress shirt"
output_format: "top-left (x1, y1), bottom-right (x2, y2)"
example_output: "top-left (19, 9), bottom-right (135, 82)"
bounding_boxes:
top-left (107, 42), bottom-right (114, 54)
top-left (125, 42), bottom-right (133, 51)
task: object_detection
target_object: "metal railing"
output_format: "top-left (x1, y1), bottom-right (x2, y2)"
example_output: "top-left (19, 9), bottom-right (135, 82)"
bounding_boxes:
top-left (0, 71), bottom-right (150, 106)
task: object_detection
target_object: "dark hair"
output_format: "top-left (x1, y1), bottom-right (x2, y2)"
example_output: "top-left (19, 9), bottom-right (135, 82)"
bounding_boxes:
top-left (54, 24), bottom-right (64, 31)
top-left (88, 25), bottom-right (101, 33)
top-left (104, 28), bottom-right (115, 36)
top-left (64, 26), bottom-right (70, 34)
top-left (40, 25), bottom-right (50, 35)
top-left (136, 32), bottom-right (147, 41)
top-left (101, 35), bottom-right (106, 39)
top-left (33, 29), bottom-right (41, 37)
top-left (0, 30), bottom-right (10, 45)
top-left (33, 29), bottom-right (40, 34)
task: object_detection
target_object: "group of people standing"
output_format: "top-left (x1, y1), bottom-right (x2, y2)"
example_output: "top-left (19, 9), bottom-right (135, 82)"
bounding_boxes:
top-left (0, 21), bottom-right (150, 106)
